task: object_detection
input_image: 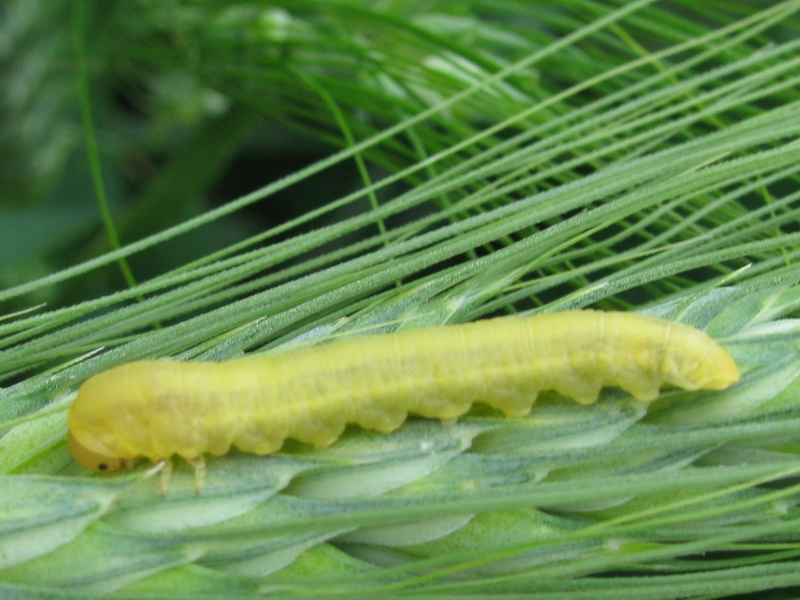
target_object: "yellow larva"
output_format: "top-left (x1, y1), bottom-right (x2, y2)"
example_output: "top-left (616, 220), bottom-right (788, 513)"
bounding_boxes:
top-left (68, 310), bottom-right (739, 489)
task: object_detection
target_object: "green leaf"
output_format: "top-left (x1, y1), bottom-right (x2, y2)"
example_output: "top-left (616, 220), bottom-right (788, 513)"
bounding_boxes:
top-left (3, 0), bottom-right (800, 596)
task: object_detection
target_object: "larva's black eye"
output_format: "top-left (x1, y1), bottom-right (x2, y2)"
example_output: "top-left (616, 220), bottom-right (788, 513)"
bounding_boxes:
top-left (98, 463), bottom-right (108, 471)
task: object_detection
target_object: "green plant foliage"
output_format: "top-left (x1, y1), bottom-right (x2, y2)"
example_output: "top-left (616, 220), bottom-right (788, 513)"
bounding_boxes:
top-left (2, 0), bottom-right (800, 597)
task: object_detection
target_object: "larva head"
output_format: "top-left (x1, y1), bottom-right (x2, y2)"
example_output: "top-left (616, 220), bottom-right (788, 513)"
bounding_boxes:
top-left (68, 431), bottom-right (130, 472)
top-left (68, 364), bottom-right (148, 472)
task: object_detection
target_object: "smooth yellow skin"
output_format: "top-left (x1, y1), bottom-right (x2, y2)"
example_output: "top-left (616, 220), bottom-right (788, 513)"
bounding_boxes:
top-left (68, 311), bottom-right (740, 488)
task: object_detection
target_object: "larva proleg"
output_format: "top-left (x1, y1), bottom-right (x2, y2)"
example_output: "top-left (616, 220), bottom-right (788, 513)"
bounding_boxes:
top-left (67, 310), bottom-right (740, 490)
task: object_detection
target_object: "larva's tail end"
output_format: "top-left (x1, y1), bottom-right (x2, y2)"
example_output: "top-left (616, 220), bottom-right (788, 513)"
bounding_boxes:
top-left (699, 348), bottom-right (741, 391)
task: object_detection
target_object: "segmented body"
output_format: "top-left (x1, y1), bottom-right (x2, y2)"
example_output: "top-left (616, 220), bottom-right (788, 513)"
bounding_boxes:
top-left (67, 310), bottom-right (740, 478)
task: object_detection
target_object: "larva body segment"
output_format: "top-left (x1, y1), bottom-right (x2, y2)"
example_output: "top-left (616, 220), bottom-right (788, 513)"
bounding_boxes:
top-left (68, 311), bottom-right (739, 477)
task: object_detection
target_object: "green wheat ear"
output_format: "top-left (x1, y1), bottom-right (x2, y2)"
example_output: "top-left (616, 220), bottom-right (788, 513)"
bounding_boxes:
top-left (2, 0), bottom-right (800, 597)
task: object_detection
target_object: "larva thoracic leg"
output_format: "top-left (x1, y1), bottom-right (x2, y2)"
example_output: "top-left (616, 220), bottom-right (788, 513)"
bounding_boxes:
top-left (67, 310), bottom-right (740, 491)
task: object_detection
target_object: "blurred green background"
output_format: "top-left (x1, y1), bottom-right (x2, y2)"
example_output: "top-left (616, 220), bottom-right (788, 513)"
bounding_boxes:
top-left (3, 1), bottom-right (800, 597)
